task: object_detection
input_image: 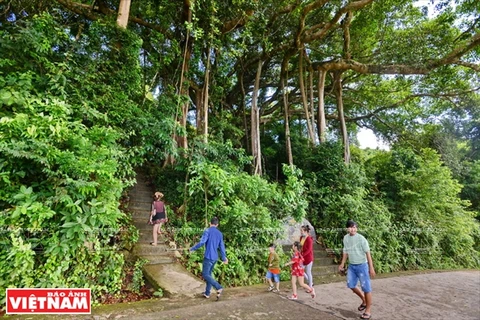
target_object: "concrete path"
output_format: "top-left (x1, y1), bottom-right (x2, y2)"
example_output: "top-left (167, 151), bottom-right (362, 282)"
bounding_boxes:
top-left (14, 270), bottom-right (478, 320)
top-left (130, 270), bottom-right (480, 320)
top-left (306, 270), bottom-right (480, 319)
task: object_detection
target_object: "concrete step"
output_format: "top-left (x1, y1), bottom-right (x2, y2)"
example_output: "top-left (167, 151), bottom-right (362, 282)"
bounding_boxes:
top-left (129, 186), bottom-right (153, 193)
top-left (142, 263), bottom-right (204, 297)
top-left (133, 243), bottom-right (171, 255)
top-left (128, 205), bottom-right (153, 213)
top-left (312, 265), bottom-right (338, 276)
top-left (313, 250), bottom-right (336, 258)
top-left (137, 229), bottom-right (171, 242)
top-left (142, 255), bottom-right (177, 265)
top-left (129, 199), bottom-right (153, 206)
top-left (128, 192), bottom-right (154, 201)
top-left (133, 221), bottom-right (156, 231)
top-left (130, 183), bottom-right (153, 189)
top-left (315, 256), bottom-right (336, 266)
top-left (131, 209), bottom-right (151, 216)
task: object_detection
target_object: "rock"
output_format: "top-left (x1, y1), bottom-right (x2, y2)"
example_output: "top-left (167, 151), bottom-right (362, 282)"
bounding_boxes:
top-left (277, 217), bottom-right (316, 245)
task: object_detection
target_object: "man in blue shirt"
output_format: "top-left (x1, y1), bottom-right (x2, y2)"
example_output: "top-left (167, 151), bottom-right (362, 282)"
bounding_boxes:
top-left (190, 217), bottom-right (228, 300)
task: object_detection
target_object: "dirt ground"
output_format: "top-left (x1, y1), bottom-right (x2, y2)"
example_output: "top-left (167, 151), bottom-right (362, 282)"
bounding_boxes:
top-left (5, 270), bottom-right (480, 320)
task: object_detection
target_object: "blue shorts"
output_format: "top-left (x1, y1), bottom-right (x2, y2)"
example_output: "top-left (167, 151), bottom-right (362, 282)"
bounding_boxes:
top-left (347, 263), bottom-right (372, 293)
top-left (266, 270), bottom-right (280, 283)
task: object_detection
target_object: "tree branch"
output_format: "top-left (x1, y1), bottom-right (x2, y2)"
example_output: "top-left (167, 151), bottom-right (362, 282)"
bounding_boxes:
top-left (312, 30), bottom-right (479, 75)
top-left (303, 0), bottom-right (374, 43)
top-left (428, 32), bottom-right (480, 69)
top-left (56, 0), bottom-right (172, 38)
top-left (454, 61), bottom-right (480, 72)
top-left (221, 9), bottom-right (255, 34)
top-left (348, 87), bottom-right (480, 121)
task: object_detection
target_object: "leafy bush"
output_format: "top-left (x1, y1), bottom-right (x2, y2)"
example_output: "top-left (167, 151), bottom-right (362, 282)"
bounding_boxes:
top-left (0, 13), bottom-right (143, 305)
top-left (365, 147), bottom-right (480, 269)
top-left (151, 140), bottom-right (307, 286)
top-left (299, 143), bottom-right (479, 272)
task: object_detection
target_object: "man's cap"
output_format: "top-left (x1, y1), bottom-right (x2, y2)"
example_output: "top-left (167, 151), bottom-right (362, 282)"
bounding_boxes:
top-left (346, 220), bottom-right (358, 228)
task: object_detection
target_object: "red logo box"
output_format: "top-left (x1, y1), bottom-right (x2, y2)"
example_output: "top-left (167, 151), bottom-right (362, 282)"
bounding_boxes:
top-left (6, 288), bottom-right (91, 314)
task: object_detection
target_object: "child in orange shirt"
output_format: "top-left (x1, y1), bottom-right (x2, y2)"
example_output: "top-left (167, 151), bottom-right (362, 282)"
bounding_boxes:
top-left (266, 243), bottom-right (280, 292)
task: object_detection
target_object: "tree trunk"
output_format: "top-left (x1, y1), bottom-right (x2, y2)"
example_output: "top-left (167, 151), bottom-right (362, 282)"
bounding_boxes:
top-left (317, 70), bottom-right (327, 143)
top-left (239, 69), bottom-right (250, 154)
top-left (170, 0), bottom-right (192, 162)
top-left (281, 57), bottom-right (293, 165)
top-left (116, 0), bottom-right (131, 28)
top-left (299, 51), bottom-right (315, 143)
top-left (308, 65), bottom-right (317, 143)
top-left (251, 59), bottom-right (263, 175)
top-left (197, 48), bottom-right (211, 142)
top-left (195, 86), bottom-right (204, 134)
top-left (334, 72), bottom-right (350, 163)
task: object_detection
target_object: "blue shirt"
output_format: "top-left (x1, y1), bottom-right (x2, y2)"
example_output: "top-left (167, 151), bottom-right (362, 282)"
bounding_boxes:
top-left (190, 226), bottom-right (227, 261)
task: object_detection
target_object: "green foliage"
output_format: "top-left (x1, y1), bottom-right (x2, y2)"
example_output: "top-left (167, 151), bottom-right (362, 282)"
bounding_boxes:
top-left (156, 141), bottom-right (307, 286)
top-left (131, 258), bottom-right (148, 294)
top-left (297, 143), bottom-right (479, 272)
top-left (0, 1), bottom-right (478, 303)
top-left (365, 147), bottom-right (480, 269)
top-left (153, 288), bottom-right (164, 297)
top-left (0, 13), bottom-right (143, 305)
top-left (461, 161), bottom-right (480, 216)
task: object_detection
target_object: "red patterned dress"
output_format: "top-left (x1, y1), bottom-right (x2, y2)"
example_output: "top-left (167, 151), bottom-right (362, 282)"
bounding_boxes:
top-left (290, 252), bottom-right (305, 276)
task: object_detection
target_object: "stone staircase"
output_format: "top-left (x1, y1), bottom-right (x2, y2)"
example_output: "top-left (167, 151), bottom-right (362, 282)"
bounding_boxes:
top-left (282, 241), bottom-right (339, 280)
top-left (312, 242), bottom-right (340, 279)
top-left (128, 171), bottom-right (204, 297)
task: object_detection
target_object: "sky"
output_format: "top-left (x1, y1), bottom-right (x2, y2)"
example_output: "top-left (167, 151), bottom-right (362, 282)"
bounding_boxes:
top-left (357, 128), bottom-right (390, 150)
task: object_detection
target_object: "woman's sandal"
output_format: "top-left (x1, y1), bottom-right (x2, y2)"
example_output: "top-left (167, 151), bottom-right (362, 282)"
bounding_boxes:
top-left (360, 313), bottom-right (371, 319)
top-left (150, 242), bottom-right (157, 246)
top-left (358, 303), bottom-right (367, 311)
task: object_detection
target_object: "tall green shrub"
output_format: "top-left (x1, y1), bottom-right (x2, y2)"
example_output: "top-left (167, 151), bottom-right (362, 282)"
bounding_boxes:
top-left (366, 147), bottom-right (480, 269)
top-left (0, 13), bottom-right (141, 305)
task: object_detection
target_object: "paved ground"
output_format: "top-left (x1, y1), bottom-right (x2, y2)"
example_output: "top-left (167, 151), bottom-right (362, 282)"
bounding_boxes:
top-left (6, 270), bottom-right (480, 320)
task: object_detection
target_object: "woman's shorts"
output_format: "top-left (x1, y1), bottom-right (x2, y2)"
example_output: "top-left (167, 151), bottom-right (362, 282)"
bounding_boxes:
top-left (152, 211), bottom-right (166, 224)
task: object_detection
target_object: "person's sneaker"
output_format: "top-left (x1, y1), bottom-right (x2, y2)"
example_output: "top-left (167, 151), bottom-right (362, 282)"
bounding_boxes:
top-left (216, 289), bottom-right (223, 301)
top-left (267, 285), bottom-right (274, 291)
top-left (202, 293), bottom-right (210, 299)
top-left (288, 294), bottom-right (298, 300)
top-left (272, 289), bottom-right (279, 293)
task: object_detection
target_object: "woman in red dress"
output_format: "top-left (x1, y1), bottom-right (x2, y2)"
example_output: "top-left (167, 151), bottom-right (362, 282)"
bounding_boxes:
top-left (284, 241), bottom-right (315, 300)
